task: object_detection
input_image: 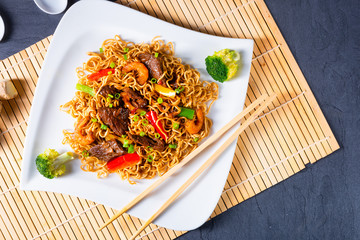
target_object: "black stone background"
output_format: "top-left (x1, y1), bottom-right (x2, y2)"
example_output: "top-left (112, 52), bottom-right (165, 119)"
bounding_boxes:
top-left (0, 0), bottom-right (359, 239)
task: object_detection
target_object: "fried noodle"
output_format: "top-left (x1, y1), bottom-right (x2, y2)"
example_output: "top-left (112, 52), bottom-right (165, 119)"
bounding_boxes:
top-left (61, 35), bottom-right (218, 183)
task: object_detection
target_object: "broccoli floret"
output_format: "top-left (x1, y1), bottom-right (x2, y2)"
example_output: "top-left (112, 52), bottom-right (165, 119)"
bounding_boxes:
top-left (205, 49), bottom-right (240, 82)
top-left (35, 149), bottom-right (74, 179)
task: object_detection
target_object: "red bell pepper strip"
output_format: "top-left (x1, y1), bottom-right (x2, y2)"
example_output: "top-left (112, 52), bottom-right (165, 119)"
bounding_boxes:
top-left (107, 153), bottom-right (141, 172)
top-left (130, 108), bottom-right (138, 115)
top-left (146, 111), bottom-right (168, 141)
top-left (157, 79), bottom-right (164, 85)
top-left (87, 68), bottom-right (115, 81)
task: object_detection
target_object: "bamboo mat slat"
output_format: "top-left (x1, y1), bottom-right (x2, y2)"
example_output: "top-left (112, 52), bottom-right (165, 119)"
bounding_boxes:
top-left (0, 0), bottom-right (339, 239)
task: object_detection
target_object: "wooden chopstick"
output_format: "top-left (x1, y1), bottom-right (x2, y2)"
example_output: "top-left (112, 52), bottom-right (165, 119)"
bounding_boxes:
top-left (99, 93), bottom-right (273, 231)
top-left (127, 92), bottom-right (277, 240)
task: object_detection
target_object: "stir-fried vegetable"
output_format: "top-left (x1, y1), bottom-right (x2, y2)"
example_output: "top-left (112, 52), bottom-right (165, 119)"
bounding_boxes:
top-left (36, 149), bottom-right (75, 179)
top-left (142, 119), bottom-right (149, 126)
top-left (127, 144), bottom-right (135, 154)
top-left (175, 86), bottom-right (184, 94)
top-left (107, 153), bottom-right (141, 172)
top-left (173, 122), bottom-right (180, 130)
top-left (104, 134), bottom-right (130, 145)
top-left (133, 115), bottom-right (139, 122)
top-left (87, 68), bottom-right (115, 81)
top-left (178, 107), bottom-right (195, 119)
top-left (205, 49), bottom-right (240, 82)
top-left (146, 111), bottom-right (168, 141)
top-left (169, 144), bottom-right (177, 149)
top-left (123, 139), bottom-right (130, 148)
top-left (154, 84), bottom-right (176, 98)
top-left (76, 83), bottom-right (95, 96)
top-left (147, 155), bottom-right (154, 162)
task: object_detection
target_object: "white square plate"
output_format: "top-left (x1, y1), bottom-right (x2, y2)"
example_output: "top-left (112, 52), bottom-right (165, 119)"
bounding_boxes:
top-left (20, 0), bottom-right (253, 231)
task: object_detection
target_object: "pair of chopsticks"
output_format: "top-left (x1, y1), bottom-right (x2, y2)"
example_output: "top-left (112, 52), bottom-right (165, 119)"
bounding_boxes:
top-left (99, 92), bottom-right (277, 239)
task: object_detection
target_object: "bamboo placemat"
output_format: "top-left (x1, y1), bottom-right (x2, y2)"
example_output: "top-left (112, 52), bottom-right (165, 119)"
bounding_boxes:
top-left (0, 0), bottom-right (339, 239)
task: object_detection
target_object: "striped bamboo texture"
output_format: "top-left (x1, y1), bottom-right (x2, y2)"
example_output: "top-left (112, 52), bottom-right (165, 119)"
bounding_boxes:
top-left (0, 0), bottom-right (339, 239)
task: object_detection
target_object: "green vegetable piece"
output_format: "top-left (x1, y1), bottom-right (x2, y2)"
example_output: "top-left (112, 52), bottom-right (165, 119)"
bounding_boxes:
top-left (147, 155), bottom-right (153, 163)
top-left (123, 54), bottom-right (128, 60)
top-left (108, 94), bottom-right (114, 98)
top-left (109, 103), bottom-right (113, 108)
top-left (155, 133), bottom-right (160, 139)
top-left (107, 97), bottom-right (112, 102)
top-left (101, 124), bottom-right (108, 130)
top-left (124, 47), bottom-right (129, 53)
top-left (169, 144), bottom-right (177, 149)
top-left (76, 83), bottom-right (95, 97)
top-left (133, 115), bottom-right (139, 122)
top-left (173, 122), bottom-right (179, 130)
top-left (194, 137), bottom-right (199, 142)
top-left (121, 135), bottom-right (127, 138)
top-left (91, 118), bottom-right (97, 122)
top-left (142, 119), bottom-right (148, 126)
top-left (99, 48), bottom-right (104, 53)
top-left (140, 131), bottom-right (146, 137)
top-left (123, 140), bottom-right (129, 148)
top-left (154, 52), bottom-right (159, 58)
top-left (175, 86), bottom-right (184, 94)
top-left (140, 111), bottom-right (146, 116)
top-left (35, 149), bottom-right (75, 179)
top-left (110, 62), bottom-right (116, 69)
top-left (157, 97), bottom-right (163, 104)
top-left (82, 150), bottom-right (89, 158)
top-left (178, 107), bottom-right (195, 119)
top-left (205, 49), bottom-right (240, 82)
top-left (128, 144), bottom-right (135, 154)
top-left (150, 78), bottom-right (157, 83)
top-left (115, 93), bottom-right (121, 99)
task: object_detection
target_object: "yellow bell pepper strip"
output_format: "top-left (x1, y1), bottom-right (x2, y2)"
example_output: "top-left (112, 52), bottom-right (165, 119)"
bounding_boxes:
top-left (178, 107), bottom-right (195, 119)
top-left (87, 68), bottom-right (115, 81)
top-left (146, 111), bottom-right (168, 141)
top-left (76, 83), bottom-right (95, 97)
top-left (154, 84), bottom-right (176, 98)
top-left (107, 153), bottom-right (141, 172)
top-left (104, 134), bottom-right (132, 145)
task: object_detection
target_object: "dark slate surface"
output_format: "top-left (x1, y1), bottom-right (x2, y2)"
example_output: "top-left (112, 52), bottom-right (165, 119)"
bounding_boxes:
top-left (0, 0), bottom-right (358, 239)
